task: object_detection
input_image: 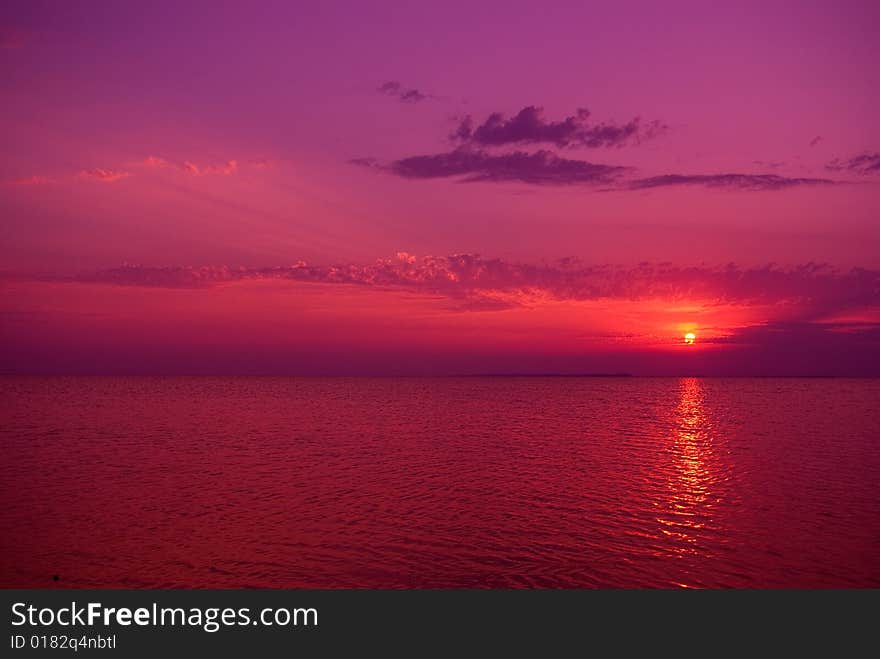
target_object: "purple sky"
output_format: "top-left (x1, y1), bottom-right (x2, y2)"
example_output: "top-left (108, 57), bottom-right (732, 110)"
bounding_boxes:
top-left (1, 0), bottom-right (879, 374)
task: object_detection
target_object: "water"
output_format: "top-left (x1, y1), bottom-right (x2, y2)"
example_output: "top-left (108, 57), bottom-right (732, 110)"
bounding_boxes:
top-left (1, 376), bottom-right (878, 588)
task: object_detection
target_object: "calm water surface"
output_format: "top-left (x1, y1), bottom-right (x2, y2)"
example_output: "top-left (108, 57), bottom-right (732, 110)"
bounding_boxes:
top-left (1, 377), bottom-right (878, 588)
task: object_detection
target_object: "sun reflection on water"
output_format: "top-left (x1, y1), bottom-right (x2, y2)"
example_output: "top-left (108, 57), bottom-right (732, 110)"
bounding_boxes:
top-left (657, 377), bottom-right (718, 559)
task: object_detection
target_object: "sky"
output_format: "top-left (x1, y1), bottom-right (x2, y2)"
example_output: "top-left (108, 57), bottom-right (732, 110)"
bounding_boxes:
top-left (1, 0), bottom-right (879, 375)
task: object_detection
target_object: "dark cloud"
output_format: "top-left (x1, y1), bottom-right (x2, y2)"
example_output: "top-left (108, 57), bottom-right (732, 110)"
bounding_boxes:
top-left (356, 154), bottom-right (836, 190)
top-left (629, 173), bottom-right (835, 191)
top-left (809, 135), bottom-right (823, 147)
top-left (702, 319), bottom-right (880, 375)
top-left (364, 101), bottom-right (838, 192)
top-left (378, 80), bottom-right (430, 103)
top-left (826, 153), bottom-right (880, 175)
top-left (356, 155), bottom-right (837, 190)
top-left (383, 148), bottom-right (627, 185)
top-left (451, 106), bottom-right (666, 148)
top-left (712, 320), bottom-right (880, 347)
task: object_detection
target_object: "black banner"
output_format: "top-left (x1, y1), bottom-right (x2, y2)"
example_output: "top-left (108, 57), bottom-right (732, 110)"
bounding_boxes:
top-left (2, 589), bottom-right (876, 655)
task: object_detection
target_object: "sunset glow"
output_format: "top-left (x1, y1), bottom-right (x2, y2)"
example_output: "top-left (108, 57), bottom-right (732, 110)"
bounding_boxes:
top-left (0, 1), bottom-right (878, 376)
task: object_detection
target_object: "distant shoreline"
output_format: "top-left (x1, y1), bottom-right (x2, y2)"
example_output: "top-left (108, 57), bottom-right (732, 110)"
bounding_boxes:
top-left (466, 373), bottom-right (634, 378)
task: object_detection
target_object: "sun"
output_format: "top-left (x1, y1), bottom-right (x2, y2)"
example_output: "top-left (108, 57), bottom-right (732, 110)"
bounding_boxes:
top-left (683, 332), bottom-right (696, 345)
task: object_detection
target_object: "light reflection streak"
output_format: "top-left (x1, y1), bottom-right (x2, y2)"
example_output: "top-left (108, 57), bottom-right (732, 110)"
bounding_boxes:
top-left (657, 377), bottom-right (718, 558)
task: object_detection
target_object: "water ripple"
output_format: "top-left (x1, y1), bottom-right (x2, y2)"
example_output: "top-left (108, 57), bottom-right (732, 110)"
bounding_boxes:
top-left (1, 376), bottom-right (878, 588)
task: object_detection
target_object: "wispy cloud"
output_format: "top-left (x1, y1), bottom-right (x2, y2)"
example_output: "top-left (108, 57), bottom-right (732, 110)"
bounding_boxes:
top-left (2, 175), bottom-right (50, 186)
top-left (182, 160), bottom-right (238, 175)
top-left (143, 156), bottom-right (170, 168)
top-left (628, 173), bottom-right (835, 191)
top-left (144, 156), bottom-right (239, 175)
top-left (451, 106), bottom-right (666, 149)
top-left (68, 255), bottom-right (880, 326)
top-left (9, 156), bottom-right (253, 187)
top-left (378, 80), bottom-right (433, 103)
top-left (79, 168), bottom-right (131, 183)
top-left (809, 135), bottom-right (823, 147)
top-left (826, 153), bottom-right (880, 175)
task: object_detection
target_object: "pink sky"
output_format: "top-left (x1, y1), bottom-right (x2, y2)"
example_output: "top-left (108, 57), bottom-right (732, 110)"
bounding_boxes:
top-left (1, 0), bottom-right (879, 374)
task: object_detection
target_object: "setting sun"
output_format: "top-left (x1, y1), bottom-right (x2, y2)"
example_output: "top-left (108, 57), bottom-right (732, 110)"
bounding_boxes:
top-left (684, 332), bottom-right (696, 345)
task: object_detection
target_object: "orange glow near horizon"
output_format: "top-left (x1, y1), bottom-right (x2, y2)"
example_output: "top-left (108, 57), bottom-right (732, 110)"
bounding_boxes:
top-left (4, 277), bottom-right (877, 374)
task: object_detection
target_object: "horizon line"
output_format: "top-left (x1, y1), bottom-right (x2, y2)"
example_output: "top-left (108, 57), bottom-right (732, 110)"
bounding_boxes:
top-left (1, 373), bottom-right (877, 379)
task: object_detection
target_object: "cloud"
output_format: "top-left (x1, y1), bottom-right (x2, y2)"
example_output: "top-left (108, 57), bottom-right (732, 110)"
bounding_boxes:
top-left (366, 101), bottom-right (835, 193)
top-left (205, 160), bottom-right (238, 175)
top-left (363, 103), bottom-right (828, 191)
top-left (451, 106), bottom-right (666, 148)
top-left (628, 173), bottom-right (835, 191)
top-left (8, 157), bottom-right (252, 187)
top-left (70, 255), bottom-right (880, 324)
top-left (826, 153), bottom-right (880, 175)
top-left (79, 168), bottom-right (130, 183)
top-left (378, 80), bottom-right (431, 103)
top-left (2, 175), bottom-right (49, 186)
top-left (358, 154), bottom-right (835, 190)
top-left (143, 156), bottom-right (170, 168)
top-left (144, 156), bottom-right (239, 175)
top-left (26, 256), bottom-right (880, 366)
top-left (369, 148), bottom-right (627, 185)
top-left (712, 319), bottom-right (880, 346)
top-left (809, 136), bottom-right (823, 147)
